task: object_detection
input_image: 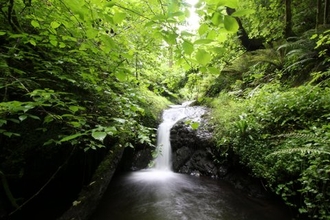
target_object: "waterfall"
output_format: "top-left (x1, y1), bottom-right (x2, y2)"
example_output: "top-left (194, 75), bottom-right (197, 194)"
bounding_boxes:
top-left (154, 101), bottom-right (198, 171)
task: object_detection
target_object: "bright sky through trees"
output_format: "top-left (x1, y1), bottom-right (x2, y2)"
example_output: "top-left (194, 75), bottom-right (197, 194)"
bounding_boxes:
top-left (179, 0), bottom-right (200, 31)
top-left (187, 0), bottom-right (200, 31)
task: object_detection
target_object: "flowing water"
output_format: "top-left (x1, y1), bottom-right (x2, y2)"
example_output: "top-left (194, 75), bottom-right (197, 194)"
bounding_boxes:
top-left (154, 102), bottom-right (206, 170)
top-left (91, 103), bottom-right (291, 220)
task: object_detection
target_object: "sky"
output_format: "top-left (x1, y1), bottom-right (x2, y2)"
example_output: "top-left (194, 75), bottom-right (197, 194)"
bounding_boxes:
top-left (186, 0), bottom-right (200, 31)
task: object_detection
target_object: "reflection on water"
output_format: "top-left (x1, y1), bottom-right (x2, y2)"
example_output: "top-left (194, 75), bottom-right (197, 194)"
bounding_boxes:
top-left (91, 170), bottom-right (291, 220)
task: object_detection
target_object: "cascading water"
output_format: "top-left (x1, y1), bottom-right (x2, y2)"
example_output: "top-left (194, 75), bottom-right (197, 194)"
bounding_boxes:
top-left (91, 103), bottom-right (292, 220)
top-left (154, 102), bottom-right (199, 170)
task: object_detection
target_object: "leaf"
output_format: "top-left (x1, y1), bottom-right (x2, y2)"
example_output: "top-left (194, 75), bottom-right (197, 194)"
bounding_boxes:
top-left (19, 115), bottom-right (27, 121)
top-left (29, 39), bottom-right (37, 46)
top-left (105, 1), bottom-right (116, 7)
top-left (92, 131), bottom-right (107, 142)
top-left (27, 114), bottom-right (40, 120)
top-left (198, 24), bottom-right (208, 36)
top-left (0, 31), bottom-right (6, 36)
top-left (182, 41), bottom-right (194, 55)
top-left (62, 35), bottom-right (77, 42)
top-left (86, 29), bottom-right (98, 39)
top-left (0, 119), bottom-right (7, 127)
top-left (224, 15), bottom-right (239, 32)
top-left (51, 21), bottom-right (61, 29)
top-left (207, 30), bottom-right (217, 40)
top-left (191, 122), bottom-right (200, 130)
top-left (8, 118), bottom-right (19, 123)
top-left (211, 12), bottom-right (222, 26)
top-left (31, 20), bottom-right (40, 28)
top-left (50, 40), bottom-right (58, 47)
top-left (115, 72), bottom-right (126, 81)
top-left (170, 11), bottom-right (185, 17)
top-left (105, 126), bottom-right (117, 135)
top-left (69, 106), bottom-right (80, 113)
top-left (151, 15), bottom-right (167, 21)
top-left (211, 47), bottom-right (225, 54)
top-left (208, 67), bottom-right (219, 74)
top-left (59, 42), bottom-right (66, 48)
top-left (113, 118), bottom-right (126, 123)
top-left (196, 49), bottom-right (212, 66)
top-left (43, 115), bottom-right (54, 124)
top-left (194, 39), bottom-right (213, 44)
top-left (69, 121), bottom-right (83, 128)
top-left (163, 33), bottom-right (177, 45)
top-left (60, 133), bottom-right (84, 142)
top-left (43, 139), bottom-right (56, 146)
top-left (231, 9), bottom-right (255, 17)
top-left (113, 13), bottom-right (126, 24)
top-left (3, 132), bottom-right (20, 137)
top-left (217, 0), bottom-right (239, 8)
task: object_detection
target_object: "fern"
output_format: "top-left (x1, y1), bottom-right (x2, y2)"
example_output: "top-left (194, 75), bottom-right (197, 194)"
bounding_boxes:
top-left (267, 147), bottom-right (330, 157)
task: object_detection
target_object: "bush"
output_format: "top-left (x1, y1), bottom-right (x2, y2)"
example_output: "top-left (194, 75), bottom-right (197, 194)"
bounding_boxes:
top-left (210, 83), bottom-right (330, 219)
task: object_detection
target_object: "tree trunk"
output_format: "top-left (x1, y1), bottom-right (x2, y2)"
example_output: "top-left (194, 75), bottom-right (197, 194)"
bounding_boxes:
top-left (324, 0), bottom-right (330, 25)
top-left (284, 0), bottom-right (294, 38)
top-left (226, 7), bottom-right (264, 51)
top-left (317, 0), bottom-right (323, 28)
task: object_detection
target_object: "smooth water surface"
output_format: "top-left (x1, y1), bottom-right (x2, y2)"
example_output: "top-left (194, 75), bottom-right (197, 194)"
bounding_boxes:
top-left (91, 170), bottom-right (291, 220)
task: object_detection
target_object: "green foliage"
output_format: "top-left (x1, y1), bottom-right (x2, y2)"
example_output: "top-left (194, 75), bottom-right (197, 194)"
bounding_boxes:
top-left (0, 2), bottom-right (182, 212)
top-left (210, 84), bottom-right (330, 219)
top-left (0, 0), bottom-right (181, 152)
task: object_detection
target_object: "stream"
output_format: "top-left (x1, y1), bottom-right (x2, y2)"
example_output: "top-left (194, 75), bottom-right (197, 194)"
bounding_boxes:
top-left (90, 103), bottom-right (291, 220)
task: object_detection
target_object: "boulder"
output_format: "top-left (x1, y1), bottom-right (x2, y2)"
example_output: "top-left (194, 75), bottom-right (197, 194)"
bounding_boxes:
top-left (170, 111), bottom-right (221, 177)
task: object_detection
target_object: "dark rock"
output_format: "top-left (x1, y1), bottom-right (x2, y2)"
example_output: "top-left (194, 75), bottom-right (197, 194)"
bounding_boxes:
top-left (131, 148), bottom-right (153, 170)
top-left (172, 146), bottom-right (193, 171)
top-left (170, 109), bottom-right (219, 177)
top-left (117, 146), bottom-right (153, 171)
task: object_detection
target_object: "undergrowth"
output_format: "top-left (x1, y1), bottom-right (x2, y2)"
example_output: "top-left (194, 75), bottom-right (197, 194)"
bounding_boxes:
top-left (210, 83), bottom-right (330, 219)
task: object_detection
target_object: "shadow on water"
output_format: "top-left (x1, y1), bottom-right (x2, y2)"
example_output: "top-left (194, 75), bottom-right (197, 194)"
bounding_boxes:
top-left (90, 169), bottom-right (292, 220)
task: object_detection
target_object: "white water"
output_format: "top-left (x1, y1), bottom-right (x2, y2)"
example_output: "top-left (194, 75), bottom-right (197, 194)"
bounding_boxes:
top-left (154, 101), bottom-right (205, 171)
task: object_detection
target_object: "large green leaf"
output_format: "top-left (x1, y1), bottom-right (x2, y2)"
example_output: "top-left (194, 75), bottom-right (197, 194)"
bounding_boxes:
top-left (113, 12), bottom-right (127, 24)
top-left (92, 131), bottom-right (107, 142)
top-left (115, 72), bottom-right (127, 81)
top-left (224, 15), bottom-right (239, 32)
top-left (60, 133), bottom-right (84, 142)
top-left (163, 33), bottom-right (177, 45)
top-left (51, 21), bottom-right (61, 29)
top-left (182, 41), bottom-right (194, 55)
top-left (198, 24), bottom-right (209, 36)
top-left (196, 49), bottom-right (212, 66)
top-left (217, 0), bottom-right (238, 8)
top-left (31, 20), bottom-right (40, 28)
top-left (211, 12), bottom-right (222, 26)
top-left (86, 29), bottom-right (98, 39)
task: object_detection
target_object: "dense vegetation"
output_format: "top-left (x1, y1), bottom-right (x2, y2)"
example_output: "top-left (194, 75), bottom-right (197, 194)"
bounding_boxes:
top-left (1, 0), bottom-right (330, 219)
top-left (204, 1), bottom-right (330, 219)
